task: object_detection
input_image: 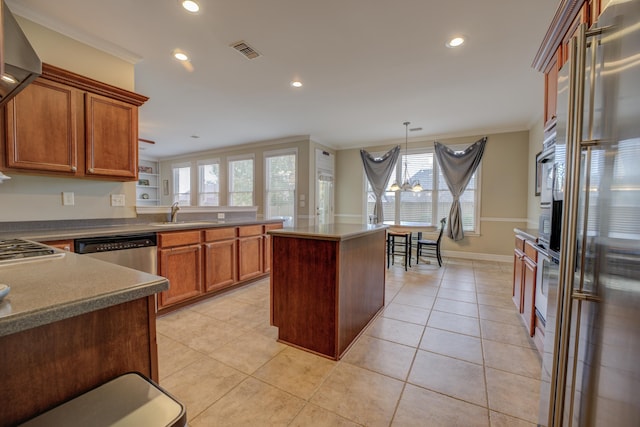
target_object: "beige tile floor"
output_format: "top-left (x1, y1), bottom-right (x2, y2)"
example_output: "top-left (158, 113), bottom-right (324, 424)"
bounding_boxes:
top-left (157, 257), bottom-right (542, 426)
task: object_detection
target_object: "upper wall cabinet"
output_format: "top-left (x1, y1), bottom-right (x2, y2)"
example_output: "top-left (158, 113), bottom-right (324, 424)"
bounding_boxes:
top-left (2, 63), bottom-right (148, 181)
top-left (533, 0), bottom-right (601, 130)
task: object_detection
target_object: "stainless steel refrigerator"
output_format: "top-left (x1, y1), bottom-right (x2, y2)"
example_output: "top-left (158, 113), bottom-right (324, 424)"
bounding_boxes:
top-left (538, 1), bottom-right (640, 425)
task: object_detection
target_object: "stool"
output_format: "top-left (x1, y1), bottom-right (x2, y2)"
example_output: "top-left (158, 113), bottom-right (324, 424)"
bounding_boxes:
top-left (20, 372), bottom-right (187, 427)
top-left (387, 230), bottom-right (412, 271)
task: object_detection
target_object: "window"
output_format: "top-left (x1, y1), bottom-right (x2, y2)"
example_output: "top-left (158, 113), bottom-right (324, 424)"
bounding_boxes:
top-left (198, 159), bottom-right (220, 206)
top-left (228, 156), bottom-right (254, 206)
top-left (265, 150), bottom-right (296, 227)
top-left (172, 162), bottom-right (191, 205)
top-left (366, 146), bottom-right (479, 232)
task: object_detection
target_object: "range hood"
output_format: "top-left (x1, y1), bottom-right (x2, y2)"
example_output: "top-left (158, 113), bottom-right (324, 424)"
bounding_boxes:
top-left (0, 0), bottom-right (41, 106)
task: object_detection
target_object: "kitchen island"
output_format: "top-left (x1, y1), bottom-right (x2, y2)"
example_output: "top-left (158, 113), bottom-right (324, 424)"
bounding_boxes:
top-left (269, 224), bottom-right (386, 360)
top-left (0, 251), bottom-right (168, 427)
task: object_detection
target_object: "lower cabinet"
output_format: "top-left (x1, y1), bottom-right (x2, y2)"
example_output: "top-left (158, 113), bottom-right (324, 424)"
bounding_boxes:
top-left (203, 227), bottom-right (237, 292)
top-left (156, 222), bottom-right (283, 312)
top-left (263, 223), bottom-right (283, 273)
top-left (512, 236), bottom-right (526, 312)
top-left (238, 225), bottom-right (263, 281)
top-left (522, 242), bottom-right (538, 336)
top-left (157, 231), bottom-right (202, 309)
top-left (512, 234), bottom-right (538, 337)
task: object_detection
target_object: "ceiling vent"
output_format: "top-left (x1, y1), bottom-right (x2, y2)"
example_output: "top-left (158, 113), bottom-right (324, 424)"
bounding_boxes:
top-left (230, 41), bottom-right (260, 60)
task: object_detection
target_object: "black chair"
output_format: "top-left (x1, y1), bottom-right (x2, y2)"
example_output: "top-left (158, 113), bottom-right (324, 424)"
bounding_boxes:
top-left (387, 230), bottom-right (412, 271)
top-left (416, 217), bottom-right (446, 267)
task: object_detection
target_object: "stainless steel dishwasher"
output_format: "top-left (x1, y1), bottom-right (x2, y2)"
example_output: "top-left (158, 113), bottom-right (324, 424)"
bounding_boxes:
top-left (74, 233), bottom-right (157, 274)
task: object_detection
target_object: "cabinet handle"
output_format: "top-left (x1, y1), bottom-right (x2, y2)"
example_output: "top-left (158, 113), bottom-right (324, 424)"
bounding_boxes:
top-left (88, 168), bottom-right (94, 173)
top-left (70, 166), bottom-right (77, 172)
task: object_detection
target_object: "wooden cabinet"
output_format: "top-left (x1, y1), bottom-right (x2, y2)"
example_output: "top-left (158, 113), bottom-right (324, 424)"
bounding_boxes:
top-left (84, 92), bottom-right (138, 179)
top-left (203, 227), bottom-right (237, 292)
top-left (512, 235), bottom-right (539, 337)
top-left (522, 242), bottom-right (538, 336)
top-left (157, 222), bottom-right (284, 312)
top-left (543, 47), bottom-right (561, 128)
top-left (263, 223), bottom-right (284, 273)
top-left (2, 63), bottom-right (147, 181)
top-left (534, 0), bottom-right (602, 130)
top-left (5, 78), bottom-right (79, 174)
top-left (512, 235), bottom-right (526, 312)
top-left (157, 231), bottom-right (202, 308)
top-left (238, 225), bottom-right (263, 281)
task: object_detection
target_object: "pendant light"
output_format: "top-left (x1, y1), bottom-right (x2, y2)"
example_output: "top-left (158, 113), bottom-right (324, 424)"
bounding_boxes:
top-left (390, 122), bottom-right (422, 192)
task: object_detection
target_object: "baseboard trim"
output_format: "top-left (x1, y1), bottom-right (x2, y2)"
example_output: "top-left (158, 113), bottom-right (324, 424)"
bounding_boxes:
top-left (442, 250), bottom-right (512, 263)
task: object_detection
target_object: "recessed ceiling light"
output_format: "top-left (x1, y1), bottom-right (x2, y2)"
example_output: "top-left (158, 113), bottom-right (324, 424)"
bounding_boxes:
top-left (180, 0), bottom-right (200, 13)
top-left (290, 81), bottom-right (302, 88)
top-left (173, 49), bottom-right (189, 61)
top-left (446, 36), bottom-right (466, 48)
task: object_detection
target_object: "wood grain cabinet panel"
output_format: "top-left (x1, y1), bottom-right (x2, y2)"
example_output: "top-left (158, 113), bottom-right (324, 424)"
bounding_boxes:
top-left (5, 79), bottom-right (79, 174)
top-left (523, 256), bottom-right (538, 336)
top-left (84, 92), bottom-right (137, 179)
top-left (238, 234), bottom-right (263, 281)
top-left (2, 63), bottom-right (147, 181)
top-left (204, 238), bottom-right (238, 292)
top-left (158, 243), bottom-right (202, 308)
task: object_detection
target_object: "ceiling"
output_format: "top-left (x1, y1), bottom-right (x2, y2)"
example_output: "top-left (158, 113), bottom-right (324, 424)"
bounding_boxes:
top-left (7, 0), bottom-right (559, 159)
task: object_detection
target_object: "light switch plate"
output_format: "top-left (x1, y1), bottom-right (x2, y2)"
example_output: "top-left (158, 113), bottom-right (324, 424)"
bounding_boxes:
top-left (111, 194), bottom-right (125, 207)
top-left (62, 192), bottom-right (74, 206)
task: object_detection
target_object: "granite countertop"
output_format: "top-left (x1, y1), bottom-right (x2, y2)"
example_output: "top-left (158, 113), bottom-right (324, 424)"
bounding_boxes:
top-left (514, 227), bottom-right (539, 242)
top-left (0, 251), bottom-right (168, 337)
top-left (268, 223), bottom-right (387, 241)
top-left (0, 219), bottom-right (285, 242)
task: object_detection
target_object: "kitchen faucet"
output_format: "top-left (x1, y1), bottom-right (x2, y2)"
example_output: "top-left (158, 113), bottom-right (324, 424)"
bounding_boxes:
top-left (170, 202), bottom-right (180, 223)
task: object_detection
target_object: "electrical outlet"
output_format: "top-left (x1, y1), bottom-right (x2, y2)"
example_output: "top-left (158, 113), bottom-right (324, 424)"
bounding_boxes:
top-left (110, 194), bottom-right (125, 207)
top-left (217, 213), bottom-right (225, 219)
top-left (62, 192), bottom-right (74, 206)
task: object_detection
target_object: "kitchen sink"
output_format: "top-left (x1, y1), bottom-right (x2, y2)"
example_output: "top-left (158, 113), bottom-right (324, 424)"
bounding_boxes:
top-left (149, 221), bottom-right (217, 227)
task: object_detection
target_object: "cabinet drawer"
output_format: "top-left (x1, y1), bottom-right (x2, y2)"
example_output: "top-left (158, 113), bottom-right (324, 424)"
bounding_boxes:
top-left (264, 223), bottom-right (284, 232)
top-left (204, 227), bottom-right (237, 242)
top-left (238, 225), bottom-right (263, 237)
top-left (524, 241), bottom-right (538, 262)
top-left (515, 235), bottom-right (526, 252)
top-left (158, 230), bottom-right (201, 248)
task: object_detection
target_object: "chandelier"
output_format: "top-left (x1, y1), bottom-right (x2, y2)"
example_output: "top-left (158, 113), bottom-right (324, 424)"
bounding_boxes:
top-left (390, 122), bottom-right (423, 192)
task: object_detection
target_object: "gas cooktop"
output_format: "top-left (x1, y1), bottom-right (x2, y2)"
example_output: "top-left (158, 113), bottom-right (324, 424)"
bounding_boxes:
top-left (0, 239), bottom-right (65, 265)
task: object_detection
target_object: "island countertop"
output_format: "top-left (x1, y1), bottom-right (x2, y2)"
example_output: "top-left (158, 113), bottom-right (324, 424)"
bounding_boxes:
top-left (267, 223), bottom-right (387, 241)
top-left (0, 251), bottom-right (168, 337)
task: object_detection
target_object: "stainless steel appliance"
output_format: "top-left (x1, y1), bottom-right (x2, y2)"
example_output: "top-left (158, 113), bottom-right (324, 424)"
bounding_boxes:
top-left (0, 239), bottom-right (64, 264)
top-left (538, 1), bottom-right (640, 425)
top-left (0, 1), bottom-right (42, 106)
top-left (75, 233), bottom-right (157, 275)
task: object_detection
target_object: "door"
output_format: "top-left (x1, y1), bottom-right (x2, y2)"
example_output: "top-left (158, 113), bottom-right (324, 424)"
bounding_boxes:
top-left (316, 171), bottom-right (334, 226)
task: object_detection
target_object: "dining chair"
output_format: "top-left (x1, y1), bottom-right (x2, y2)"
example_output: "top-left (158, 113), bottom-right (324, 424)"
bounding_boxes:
top-left (416, 217), bottom-right (446, 267)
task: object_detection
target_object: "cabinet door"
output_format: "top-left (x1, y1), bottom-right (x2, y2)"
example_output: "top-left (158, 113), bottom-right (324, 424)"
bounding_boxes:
top-left (5, 79), bottom-right (79, 174)
top-left (238, 235), bottom-right (263, 281)
top-left (84, 92), bottom-right (138, 179)
top-left (513, 248), bottom-right (525, 312)
top-left (263, 234), bottom-right (272, 273)
top-left (523, 257), bottom-right (537, 337)
top-left (204, 239), bottom-right (237, 292)
top-left (158, 244), bottom-right (202, 308)
top-left (543, 47), bottom-right (561, 128)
